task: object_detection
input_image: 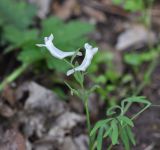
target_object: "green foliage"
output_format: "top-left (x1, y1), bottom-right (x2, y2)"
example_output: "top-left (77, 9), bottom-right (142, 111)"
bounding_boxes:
top-left (97, 126), bottom-right (104, 150)
top-left (0, 0), bottom-right (37, 54)
top-left (124, 48), bottom-right (160, 66)
top-left (88, 50), bottom-right (114, 73)
top-left (4, 26), bottom-right (38, 52)
top-left (91, 116), bottom-right (134, 150)
top-left (112, 0), bottom-right (145, 12)
top-left (0, 0), bottom-right (36, 29)
top-left (41, 17), bottom-right (94, 50)
top-left (112, 0), bottom-right (155, 25)
top-left (88, 50), bottom-right (125, 102)
top-left (0, 0), bottom-right (94, 73)
top-left (90, 96), bottom-right (151, 150)
top-left (17, 44), bottom-right (44, 63)
top-left (4, 26), bottom-right (38, 45)
top-left (19, 17), bottom-right (94, 72)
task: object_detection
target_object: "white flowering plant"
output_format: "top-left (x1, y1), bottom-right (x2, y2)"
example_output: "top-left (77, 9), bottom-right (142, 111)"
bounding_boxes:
top-left (36, 34), bottom-right (151, 150)
top-left (0, 17), bottom-right (94, 91)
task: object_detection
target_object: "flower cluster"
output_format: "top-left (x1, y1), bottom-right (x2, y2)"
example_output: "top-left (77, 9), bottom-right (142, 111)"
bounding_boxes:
top-left (37, 34), bottom-right (98, 75)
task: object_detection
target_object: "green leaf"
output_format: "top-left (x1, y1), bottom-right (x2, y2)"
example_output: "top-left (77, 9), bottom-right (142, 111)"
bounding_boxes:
top-left (103, 127), bottom-right (112, 138)
top-left (120, 128), bottom-right (130, 150)
top-left (121, 96), bottom-right (151, 110)
top-left (111, 120), bottom-right (119, 145)
top-left (18, 46), bottom-right (44, 63)
top-left (126, 125), bottom-right (136, 145)
top-left (0, 0), bottom-right (36, 29)
top-left (97, 126), bottom-right (104, 150)
top-left (124, 0), bottom-right (144, 11)
top-left (64, 81), bottom-right (79, 96)
top-left (88, 51), bottom-right (114, 73)
top-left (121, 96), bottom-right (151, 120)
top-left (52, 87), bottom-right (68, 100)
top-left (74, 71), bottom-right (84, 86)
top-left (124, 50), bottom-right (159, 66)
top-left (118, 116), bottom-right (134, 127)
top-left (88, 85), bottom-right (100, 94)
top-left (90, 119), bottom-right (113, 136)
top-left (46, 55), bottom-right (70, 72)
top-left (57, 20), bottom-right (94, 45)
top-left (4, 26), bottom-right (38, 47)
top-left (113, 0), bottom-right (144, 12)
top-left (41, 17), bottom-right (94, 49)
top-left (122, 74), bottom-right (133, 83)
top-left (112, 0), bottom-right (122, 5)
top-left (95, 75), bottom-right (106, 84)
top-left (41, 17), bottom-right (64, 37)
top-left (107, 105), bottom-right (123, 116)
top-left (124, 53), bottom-right (142, 66)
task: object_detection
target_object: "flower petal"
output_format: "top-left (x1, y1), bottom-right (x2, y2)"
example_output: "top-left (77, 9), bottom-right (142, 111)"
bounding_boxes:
top-left (66, 43), bottom-right (98, 76)
top-left (49, 34), bottom-right (54, 40)
top-left (67, 69), bottom-right (75, 76)
top-left (84, 43), bottom-right (92, 49)
top-left (92, 47), bottom-right (98, 54)
top-left (36, 44), bottom-right (46, 47)
top-left (37, 34), bottom-right (81, 59)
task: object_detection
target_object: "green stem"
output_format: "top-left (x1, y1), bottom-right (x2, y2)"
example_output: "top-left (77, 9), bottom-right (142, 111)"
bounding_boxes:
top-left (131, 103), bottom-right (150, 120)
top-left (63, 58), bottom-right (74, 68)
top-left (108, 144), bottom-right (113, 150)
top-left (85, 100), bottom-right (91, 132)
top-left (84, 97), bottom-right (92, 150)
top-left (0, 63), bottom-right (29, 91)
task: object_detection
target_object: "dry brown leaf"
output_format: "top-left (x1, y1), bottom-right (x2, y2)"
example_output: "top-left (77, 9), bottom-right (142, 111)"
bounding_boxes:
top-left (0, 129), bottom-right (26, 150)
top-left (82, 6), bottom-right (107, 23)
top-left (52, 0), bottom-right (80, 20)
top-left (116, 24), bottom-right (156, 51)
top-left (2, 85), bottom-right (17, 106)
top-left (0, 102), bottom-right (15, 117)
top-left (101, 0), bottom-right (113, 5)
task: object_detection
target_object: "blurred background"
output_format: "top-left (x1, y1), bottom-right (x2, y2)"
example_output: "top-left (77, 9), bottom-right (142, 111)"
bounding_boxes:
top-left (0, 0), bottom-right (160, 150)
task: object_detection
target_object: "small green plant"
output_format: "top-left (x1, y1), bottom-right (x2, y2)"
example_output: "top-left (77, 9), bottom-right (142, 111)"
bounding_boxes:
top-left (0, 0), bottom-right (36, 29)
top-left (124, 46), bottom-right (160, 94)
top-left (87, 50), bottom-right (135, 106)
top-left (35, 34), bottom-right (151, 150)
top-left (112, 0), bottom-right (154, 26)
top-left (18, 17), bottom-right (94, 72)
top-left (0, 0), bottom-right (37, 52)
top-left (113, 0), bottom-right (145, 12)
top-left (124, 46), bottom-right (160, 67)
top-left (91, 96), bottom-right (151, 150)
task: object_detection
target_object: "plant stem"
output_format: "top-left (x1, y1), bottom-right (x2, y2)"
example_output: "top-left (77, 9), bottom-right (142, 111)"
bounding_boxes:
top-left (85, 99), bottom-right (91, 131)
top-left (108, 144), bottom-right (113, 150)
top-left (0, 63), bottom-right (29, 91)
top-left (84, 97), bottom-right (92, 150)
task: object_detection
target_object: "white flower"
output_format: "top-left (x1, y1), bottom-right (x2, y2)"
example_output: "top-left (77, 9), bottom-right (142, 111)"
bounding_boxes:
top-left (67, 43), bottom-right (98, 76)
top-left (36, 34), bottom-right (82, 59)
